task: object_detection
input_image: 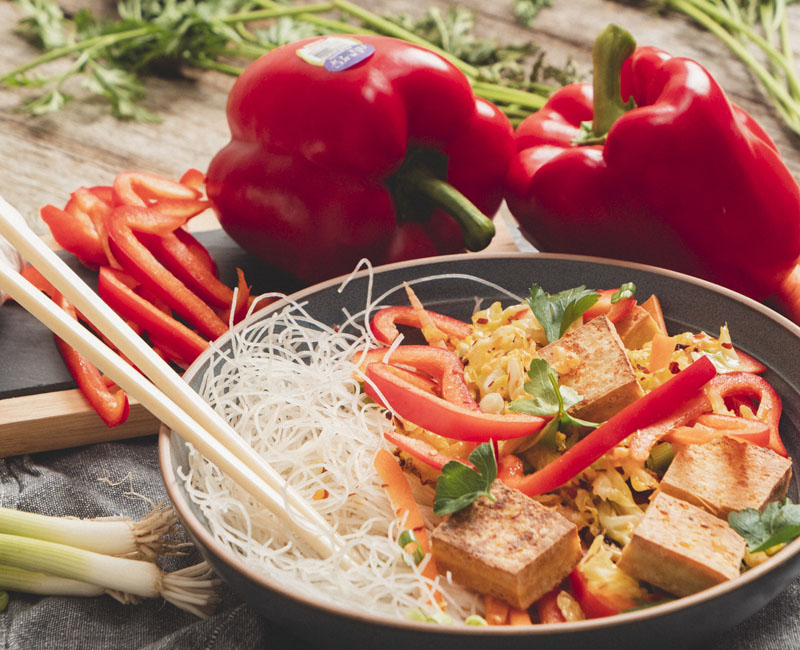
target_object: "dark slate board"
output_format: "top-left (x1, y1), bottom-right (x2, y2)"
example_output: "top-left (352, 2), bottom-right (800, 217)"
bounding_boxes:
top-left (0, 229), bottom-right (302, 399)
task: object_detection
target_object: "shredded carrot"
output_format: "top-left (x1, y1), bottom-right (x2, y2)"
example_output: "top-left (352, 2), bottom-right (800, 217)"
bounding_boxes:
top-left (508, 607), bottom-right (533, 626)
top-left (484, 594), bottom-right (510, 625)
top-left (403, 282), bottom-right (447, 348)
top-left (373, 449), bottom-right (444, 607)
top-left (641, 294), bottom-right (667, 334)
top-left (648, 332), bottom-right (676, 373)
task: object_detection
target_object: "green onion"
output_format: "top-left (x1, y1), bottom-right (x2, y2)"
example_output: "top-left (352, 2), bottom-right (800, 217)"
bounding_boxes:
top-left (0, 502), bottom-right (182, 561)
top-left (465, 614), bottom-right (489, 625)
top-left (612, 282), bottom-right (636, 303)
top-left (647, 441), bottom-right (675, 473)
top-left (0, 564), bottom-right (105, 598)
top-left (398, 529), bottom-right (425, 565)
top-left (0, 533), bottom-right (218, 617)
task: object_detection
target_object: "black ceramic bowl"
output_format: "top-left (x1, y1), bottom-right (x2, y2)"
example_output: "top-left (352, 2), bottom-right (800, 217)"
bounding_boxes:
top-left (158, 253), bottom-right (800, 650)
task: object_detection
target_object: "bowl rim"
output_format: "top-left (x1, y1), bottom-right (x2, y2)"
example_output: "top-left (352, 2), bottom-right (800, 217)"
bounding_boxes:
top-left (158, 250), bottom-right (800, 637)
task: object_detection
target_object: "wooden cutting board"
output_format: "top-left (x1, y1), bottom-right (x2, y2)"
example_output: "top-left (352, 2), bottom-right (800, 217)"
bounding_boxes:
top-left (0, 229), bottom-right (304, 457)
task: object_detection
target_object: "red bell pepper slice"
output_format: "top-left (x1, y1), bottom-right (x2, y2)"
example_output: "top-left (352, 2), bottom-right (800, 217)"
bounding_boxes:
top-left (534, 587), bottom-right (566, 624)
top-left (708, 372), bottom-right (786, 456)
top-left (179, 168), bottom-right (206, 190)
top-left (370, 305), bottom-right (473, 345)
top-left (383, 431), bottom-right (474, 471)
top-left (582, 288), bottom-right (635, 324)
top-left (138, 231), bottom-right (234, 309)
top-left (113, 171), bottom-right (200, 207)
top-left (52, 293), bottom-right (129, 427)
top-left (629, 390), bottom-right (710, 462)
top-left (506, 355), bottom-right (717, 496)
top-left (71, 187), bottom-right (117, 268)
top-left (40, 204), bottom-right (106, 267)
top-left (97, 266), bottom-right (209, 365)
top-left (173, 228), bottom-right (219, 277)
top-left (732, 349), bottom-right (767, 374)
top-left (357, 345), bottom-right (477, 409)
top-left (365, 362), bottom-right (549, 442)
top-left (568, 567), bottom-right (636, 619)
top-left (664, 414), bottom-right (771, 448)
top-left (106, 206), bottom-right (228, 340)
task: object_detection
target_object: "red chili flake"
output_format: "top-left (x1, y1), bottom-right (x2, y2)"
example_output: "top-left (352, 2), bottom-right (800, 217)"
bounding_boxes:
top-left (476, 317), bottom-right (489, 325)
top-left (721, 342), bottom-right (733, 349)
top-left (313, 489), bottom-right (329, 500)
top-left (669, 361), bottom-right (681, 374)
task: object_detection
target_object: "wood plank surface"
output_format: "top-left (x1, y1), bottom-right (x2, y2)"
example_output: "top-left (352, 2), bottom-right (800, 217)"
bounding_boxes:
top-left (0, 0), bottom-right (799, 454)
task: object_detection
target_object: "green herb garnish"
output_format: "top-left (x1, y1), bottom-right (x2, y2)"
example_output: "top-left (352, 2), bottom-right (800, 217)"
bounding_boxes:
top-left (729, 498), bottom-right (800, 553)
top-left (612, 282), bottom-right (636, 302)
top-left (528, 283), bottom-right (600, 343)
top-left (433, 443), bottom-right (497, 516)
top-left (509, 358), bottom-right (598, 441)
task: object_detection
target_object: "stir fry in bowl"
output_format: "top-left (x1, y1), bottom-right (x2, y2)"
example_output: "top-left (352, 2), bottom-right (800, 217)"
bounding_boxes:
top-left (364, 282), bottom-right (792, 623)
top-left (173, 271), bottom-right (796, 631)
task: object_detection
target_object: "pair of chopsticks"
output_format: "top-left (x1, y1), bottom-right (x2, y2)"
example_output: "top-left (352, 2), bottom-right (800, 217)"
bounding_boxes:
top-left (0, 196), bottom-right (348, 564)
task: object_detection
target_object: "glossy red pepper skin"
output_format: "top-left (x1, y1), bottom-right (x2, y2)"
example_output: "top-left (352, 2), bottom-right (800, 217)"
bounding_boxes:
top-left (506, 46), bottom-right (800, 301)
top-left (383, 431), bottom-right (474, 472)
top-left (568, 568), bottom-right (636, 619)
top-left (97, 267), bottom-right (209, 366)
top-left (506, 356), bottom-right (717, 496)
top-left (206, 35), bottom-right (514, 284)
top-left (365, 361), bottom-right (548, 442)
top-left (370, 306), bottom-right (472, 345)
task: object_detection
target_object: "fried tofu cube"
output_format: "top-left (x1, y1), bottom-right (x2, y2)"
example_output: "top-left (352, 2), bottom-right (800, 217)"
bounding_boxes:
top-left (537, 315), bottom-right (644, 421)
top-left (659, 436), bottom-right (792, 519)
top-left (613, 305), bottom-right (662, 350)
top-left (431, 481), bottom-right (581, 609)
top-left (617, 492), bottom-right (745, 597)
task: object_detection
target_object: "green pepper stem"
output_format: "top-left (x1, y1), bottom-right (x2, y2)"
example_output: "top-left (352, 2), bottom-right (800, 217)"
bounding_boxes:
top-left (591, 24), bottom-right (637, 139)
top-left (401, 168), bottom-right (495, 251)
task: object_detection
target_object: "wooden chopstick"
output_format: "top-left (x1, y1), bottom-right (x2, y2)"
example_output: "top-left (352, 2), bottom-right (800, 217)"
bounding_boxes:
top-left (0, 196), bottom-right (347, 563)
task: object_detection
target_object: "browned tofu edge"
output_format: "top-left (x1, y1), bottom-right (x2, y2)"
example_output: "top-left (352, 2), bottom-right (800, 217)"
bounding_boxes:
top-left (617, 492), bottom-right (746, 597)
top-left (659, 436), bottom-right (793, 519)
top-left (431, 482), bottom-right (582, 609)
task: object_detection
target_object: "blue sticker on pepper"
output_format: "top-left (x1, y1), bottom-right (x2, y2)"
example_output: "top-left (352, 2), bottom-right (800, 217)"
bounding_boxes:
top-left (324, 43), bottom-right (375, 72)
top-left (297, 37), bottom-right (374, 71)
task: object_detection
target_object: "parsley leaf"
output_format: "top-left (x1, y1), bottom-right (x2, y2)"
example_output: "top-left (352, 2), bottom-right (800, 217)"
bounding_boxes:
top-left (509, 358), bottom-right (598, 439)
top-left (433, 443), bottom-right (497, 516)
top-left (528, 283), bottom-right (600, 343)
top-left (729, 498), bottom-right (800, 553)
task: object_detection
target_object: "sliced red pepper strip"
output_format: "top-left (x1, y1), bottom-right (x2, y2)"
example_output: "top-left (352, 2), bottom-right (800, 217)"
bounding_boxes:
top-left (113, 171), bottom-right (200, 207)
top-left (97, 266), bottom-right (209, 365)
top-left (629, 390), bottom-right (710, 462)
top-left (179, 168), bottom-right (206, 190)
top-left (106, 207), bottom-right (228, 340)
top-left (732, 349), bottom-right (767, 374)
top-left (40, 204), bottom-right (106, 267)
top-left (569, 567), bottom-right (636, 619)
top-left (357, 345), bottom-right (477, 409)
top-left (664, 415), bottom-right (771, 448)
top-left (534, 587), bottom-right (566, 624)
top-left (582, 289), bottom-right (635, 324)
top-left (72, 187), bottom-right (117, 268)
top-left (507, 356), bottom-right (717, 496)
top-left (708, 372), bottom-right (786, 456)
top-left (52, 293), bottom-right (129, 427)
top-left (174, 228), bottom-right (219, 277)
top-left (151, 199), bottom-right (210, 220)
top-left (383, 431), bottom-right (474, 471)
top-left (370, 305), bottom-right (473, 345)
top-left (88, 185), bottom-right (114, 204)
top-left (365, 362), bottom-right (548, 442)
top-left (138, 231), bottom-right (235, 309)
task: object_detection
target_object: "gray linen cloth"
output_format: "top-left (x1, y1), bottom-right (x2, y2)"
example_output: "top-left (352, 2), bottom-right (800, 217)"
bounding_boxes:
top-left (0, 436), bottom-right (798, 649)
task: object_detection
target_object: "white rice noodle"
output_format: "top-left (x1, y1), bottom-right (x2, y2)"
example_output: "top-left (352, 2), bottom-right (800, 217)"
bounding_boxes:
top-left (182, 266), bottom-right (513, 623)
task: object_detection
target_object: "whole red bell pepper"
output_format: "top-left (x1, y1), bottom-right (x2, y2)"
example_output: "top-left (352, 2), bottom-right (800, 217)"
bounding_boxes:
top-left (206, 34), bottom-right (514, 284)
top-left (506, 25), bottom-right (800, 307)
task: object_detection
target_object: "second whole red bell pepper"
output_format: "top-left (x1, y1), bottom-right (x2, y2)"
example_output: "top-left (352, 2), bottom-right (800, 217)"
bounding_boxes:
top-left (206, 34), bottom-right (514, 285)
top-left (505, 25), bottom-right (800, 309)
